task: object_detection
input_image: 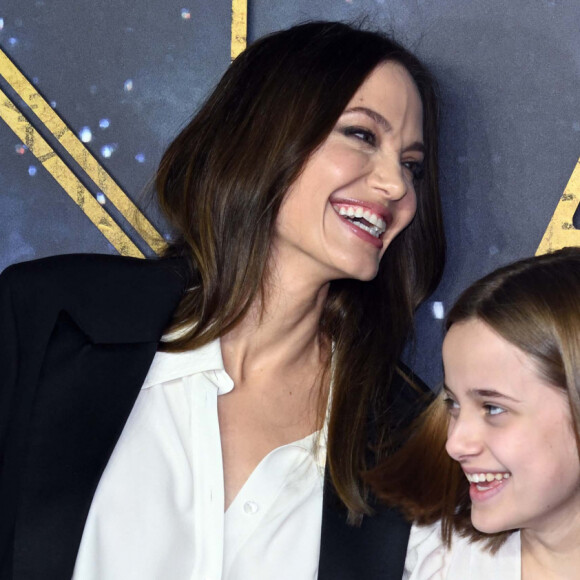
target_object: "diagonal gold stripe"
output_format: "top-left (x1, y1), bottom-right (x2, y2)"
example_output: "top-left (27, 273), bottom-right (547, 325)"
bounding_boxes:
top-left (231, 0), bottom-right (248, 60)
top-left (0, 87), bottom-right (144, 258)
top-left (536, 157), bottom-right (580, 255)
top-left (0, 48), bottom-right (166, 255)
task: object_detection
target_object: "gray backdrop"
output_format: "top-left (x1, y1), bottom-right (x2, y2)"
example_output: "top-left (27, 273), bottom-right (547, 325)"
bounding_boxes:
top-left (1, 0), bottom-right (579, 388)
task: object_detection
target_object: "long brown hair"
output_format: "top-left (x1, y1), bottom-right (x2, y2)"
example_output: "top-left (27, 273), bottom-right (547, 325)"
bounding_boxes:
top-left (156, 21), bottom-right (445, 521)
top-left (371, 247), bottom-right (580, 548)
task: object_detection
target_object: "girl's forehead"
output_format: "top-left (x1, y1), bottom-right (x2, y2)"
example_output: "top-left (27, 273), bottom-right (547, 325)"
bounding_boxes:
top-left (443, 321), bottom-right (574, 424)
top-left (443, 320), bottom-right (543, 394)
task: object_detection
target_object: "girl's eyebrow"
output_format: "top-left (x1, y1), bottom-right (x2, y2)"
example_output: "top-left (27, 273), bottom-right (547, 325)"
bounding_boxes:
top-left (469, 389), bottom-right (521, 403)
top-left (443, 384), bottom-right (521, 403)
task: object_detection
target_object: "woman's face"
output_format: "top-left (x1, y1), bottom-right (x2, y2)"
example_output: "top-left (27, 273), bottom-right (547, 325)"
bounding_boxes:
top-left (273, 61), bottom-right (423, 285)
top-left (443, 318), bottom-right (580, 536)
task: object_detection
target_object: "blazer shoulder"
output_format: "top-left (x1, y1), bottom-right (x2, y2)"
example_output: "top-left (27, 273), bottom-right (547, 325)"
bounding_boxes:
top-left (1, 253), bottom-right (190, 343)
top-left (2, 253), bottom-right (189, 297)
top-left (388, 363), bottom-right (435, 428)
top-left (2, 253), bottom-right (187, 288)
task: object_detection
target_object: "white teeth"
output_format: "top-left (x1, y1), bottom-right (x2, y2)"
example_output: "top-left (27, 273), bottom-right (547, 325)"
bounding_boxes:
top-left (334, 204), bottom-right (387, 237)
top-left (353, 221), bottom-right (382, 238)
top-left (466, 472), bottom-right (510, 484)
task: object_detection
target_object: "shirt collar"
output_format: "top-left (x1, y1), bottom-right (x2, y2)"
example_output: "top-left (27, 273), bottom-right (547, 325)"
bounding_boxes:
top-left (142, 339), bottom-right (233, 393)
top-left (289, 370), bottom-right (332, 473)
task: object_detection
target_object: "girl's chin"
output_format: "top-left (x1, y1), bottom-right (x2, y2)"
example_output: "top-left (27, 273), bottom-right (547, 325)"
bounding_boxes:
top-left (470, 515), bottom-right (512, 535)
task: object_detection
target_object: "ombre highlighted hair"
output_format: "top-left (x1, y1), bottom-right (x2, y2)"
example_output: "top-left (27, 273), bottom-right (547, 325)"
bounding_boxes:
top-left (156, 21), bottom-right (445, 521)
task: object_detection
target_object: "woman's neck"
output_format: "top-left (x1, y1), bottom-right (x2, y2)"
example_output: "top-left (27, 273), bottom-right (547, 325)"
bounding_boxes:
top-left (220, 273), bottom-right (330, 390)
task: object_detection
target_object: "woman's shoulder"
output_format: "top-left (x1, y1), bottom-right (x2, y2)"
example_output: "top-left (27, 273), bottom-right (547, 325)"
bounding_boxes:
top-left (0, 253), bottom-right (190, 342)
top-left (405, 523), bottom-right (521, 580)
top-left (1, 253), bottom-right (190, 304)
top-left (2, 253), bottom-right (184, 285)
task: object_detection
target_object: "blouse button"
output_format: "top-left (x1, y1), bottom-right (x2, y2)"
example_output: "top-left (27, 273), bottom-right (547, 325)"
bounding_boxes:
top-left (243, 500), bottom-right (259, 514)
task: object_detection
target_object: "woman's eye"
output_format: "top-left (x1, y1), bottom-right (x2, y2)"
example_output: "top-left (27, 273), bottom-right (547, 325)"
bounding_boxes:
top-left (485, 404), bottom-right (505, 417)
top-left (342, 126), bottom-right (377, 146)
top-left (402, 160), bottom-right (425, 181)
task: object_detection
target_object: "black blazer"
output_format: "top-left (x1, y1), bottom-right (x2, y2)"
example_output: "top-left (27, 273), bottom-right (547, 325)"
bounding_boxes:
top-left (0, 254), bottom-right (423, 580)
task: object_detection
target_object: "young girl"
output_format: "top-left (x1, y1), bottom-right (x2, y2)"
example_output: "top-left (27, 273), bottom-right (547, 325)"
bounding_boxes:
top-left (373, 247), bottom-right (580, 579)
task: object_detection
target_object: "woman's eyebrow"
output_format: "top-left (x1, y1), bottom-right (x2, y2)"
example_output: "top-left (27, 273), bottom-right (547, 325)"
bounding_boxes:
top-left (402, 142), bottom-right (426, 156)
top-left (342, 106), bottom-right (425, 154)
top-left (343, 106), bottom-right (392, 131)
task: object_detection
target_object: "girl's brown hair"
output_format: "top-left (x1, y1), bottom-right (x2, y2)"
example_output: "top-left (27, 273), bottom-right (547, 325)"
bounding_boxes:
top-left (370, 247), bottom-right (580, 548)
top-left (156, 21), bottom-right (445, 521)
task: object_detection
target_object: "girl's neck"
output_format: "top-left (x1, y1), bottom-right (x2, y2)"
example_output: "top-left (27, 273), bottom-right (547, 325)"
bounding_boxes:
top-left (521, 521), bottom-right (580, 580)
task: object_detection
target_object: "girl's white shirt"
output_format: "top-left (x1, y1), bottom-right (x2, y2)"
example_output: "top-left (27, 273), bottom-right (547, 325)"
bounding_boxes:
top-left (72, 339), bottom-right (328, 580)
top-left (404, 523), bottom-right (521, 579)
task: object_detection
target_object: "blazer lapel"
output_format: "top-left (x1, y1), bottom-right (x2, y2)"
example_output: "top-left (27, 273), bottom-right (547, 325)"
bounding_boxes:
top-left (318, 475), bottom-right (411, 580)
top-left (318, 365), bottom-right (429, 580)
top-left (14, 320), bottom-right (158, 579)
top-left (10, 256), bottom-right (189, 580)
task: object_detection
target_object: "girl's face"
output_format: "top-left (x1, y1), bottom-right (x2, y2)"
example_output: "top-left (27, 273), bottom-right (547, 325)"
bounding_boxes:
top-left (273, 61), bottom-right (423, 285)
top-left (443, 318), bottom-right (580, 536)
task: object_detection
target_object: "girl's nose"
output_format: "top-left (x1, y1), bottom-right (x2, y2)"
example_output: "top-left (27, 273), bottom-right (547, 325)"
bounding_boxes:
top-left (445, 416), bottom-right (484, 461)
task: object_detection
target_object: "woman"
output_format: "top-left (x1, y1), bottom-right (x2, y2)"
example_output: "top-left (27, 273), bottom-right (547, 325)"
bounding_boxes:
top-left (0, 21), bottom-right (444, 580)
top-left (373, 247), bottom-right (580, 578)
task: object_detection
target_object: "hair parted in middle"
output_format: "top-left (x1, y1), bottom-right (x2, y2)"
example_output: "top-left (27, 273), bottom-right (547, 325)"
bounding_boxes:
top-left (156, 20), bottom-right (445, 520)
top-left (370, 246), bottom-right (580, 548)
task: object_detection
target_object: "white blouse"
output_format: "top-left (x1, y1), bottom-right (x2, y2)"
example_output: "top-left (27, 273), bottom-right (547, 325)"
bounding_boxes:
top-left (72, 339), bottom-right (327, 580)
top-left (404, 523), bottom-right (521, 579)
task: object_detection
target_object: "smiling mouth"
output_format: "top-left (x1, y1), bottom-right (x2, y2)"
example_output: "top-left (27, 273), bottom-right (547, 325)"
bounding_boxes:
top-left (466, 472), bottom-right (511, 491)
top-left (333, 204), bottom-right (387, 239)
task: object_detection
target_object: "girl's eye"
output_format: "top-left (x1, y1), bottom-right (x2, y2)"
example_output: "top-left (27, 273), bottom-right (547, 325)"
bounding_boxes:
top-left (342, 126), bottom-right (377, 146)
top-left (443, 396), bottom-right (459, 414)
top-left (402, 160), bottom-right (425, 181)
top-left (484, 404), bottom-right (505, 417)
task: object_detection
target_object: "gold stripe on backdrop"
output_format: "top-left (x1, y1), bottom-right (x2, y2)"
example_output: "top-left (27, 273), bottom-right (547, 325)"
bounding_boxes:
top-left (1, 2), bottom-right (248, 257)
top-left (0, 48), bottom-right (165, 256)
top-left (536, 157), bottom-right (580, 255)
top-left (231, 0), bottom-right (248, 60)
top-left (0, 87), bottom-right (144, 258)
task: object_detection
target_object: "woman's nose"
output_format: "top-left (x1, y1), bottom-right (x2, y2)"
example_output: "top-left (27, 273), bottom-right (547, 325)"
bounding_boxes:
top-left (368, 155), bottom-right (407, 201)
top-left (445, 416), bottom-right (483, 461)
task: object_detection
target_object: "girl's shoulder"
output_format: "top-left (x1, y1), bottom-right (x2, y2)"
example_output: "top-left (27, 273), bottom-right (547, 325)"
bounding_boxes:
top-left (404, 523), bottom-right (521, 580)
top-left (403, 522), bottom-right (448, 580)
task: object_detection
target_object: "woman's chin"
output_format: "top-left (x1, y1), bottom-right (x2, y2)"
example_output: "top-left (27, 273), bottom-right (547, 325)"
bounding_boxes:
top-left (334, 260), bottom-right (380, 283)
